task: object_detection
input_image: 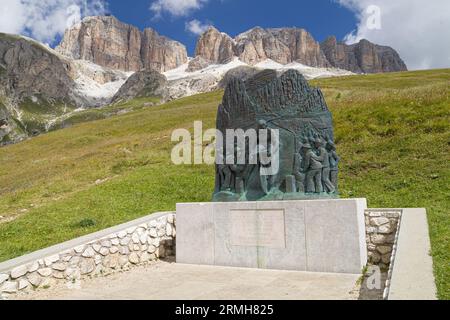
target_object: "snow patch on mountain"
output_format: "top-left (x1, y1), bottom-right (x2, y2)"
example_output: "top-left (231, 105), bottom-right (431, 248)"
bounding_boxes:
top-left (70, 60), bottom-right (134, 107)
top-left (255, 60), bottom-right (355, 79)
top-left (163, 58), bottom-right (247, 99)
top-left (164, 58), bottom-right (247, 81)
top-left (162, 57), bottom-right (354, 99)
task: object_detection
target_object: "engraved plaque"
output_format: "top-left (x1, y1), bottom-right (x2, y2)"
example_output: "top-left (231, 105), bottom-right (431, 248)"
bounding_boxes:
top-left (230, 209), bottom-right (286, 248)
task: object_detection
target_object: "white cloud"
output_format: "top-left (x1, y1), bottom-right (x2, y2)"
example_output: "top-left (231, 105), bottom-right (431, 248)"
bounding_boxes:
top-left (185, 19), bottom-right (212, 35)
top-left (0, 0), bottom-right (107, 45)
top-left (150, 0), bottom-right (209, 18)
top-left (337, 0), bottom-right (450, 70)
top-left (0, 0), bottom-right (27, 35)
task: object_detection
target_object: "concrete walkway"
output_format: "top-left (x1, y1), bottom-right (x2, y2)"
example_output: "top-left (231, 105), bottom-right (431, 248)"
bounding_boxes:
top-left (13, 261), bottom-right (361, 300)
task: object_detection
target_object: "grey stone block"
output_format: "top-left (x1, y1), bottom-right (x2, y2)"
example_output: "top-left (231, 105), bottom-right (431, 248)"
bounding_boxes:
top-left (176, 199), bottom-right (367, 274)
top-left (176, 203), bottom-right (215, 265)
top-left (304, 198), bottom-right (367, 273)
top-left (213, 202), bottom-right (258, 268)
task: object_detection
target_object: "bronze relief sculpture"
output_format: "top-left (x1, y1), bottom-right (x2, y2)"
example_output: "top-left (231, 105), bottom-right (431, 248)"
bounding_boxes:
top-left (213, 69), bottom-right (339, 202)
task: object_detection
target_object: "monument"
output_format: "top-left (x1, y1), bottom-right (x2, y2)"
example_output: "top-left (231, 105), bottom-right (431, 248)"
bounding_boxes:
top-left (213, 69), bottom-right (339, 202)
top-left (177, 69), bottom-right (367, 274)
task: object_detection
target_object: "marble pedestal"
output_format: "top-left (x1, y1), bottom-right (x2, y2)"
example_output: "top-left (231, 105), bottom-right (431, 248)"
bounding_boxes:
top-left (176, 199), bottom-right (367, 274)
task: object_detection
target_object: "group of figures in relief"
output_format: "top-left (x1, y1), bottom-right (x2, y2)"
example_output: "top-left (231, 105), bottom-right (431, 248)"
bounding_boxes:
top-left (214, 121), bottom-right (340, 202)
top-left (293, 131), bottom-right (339, 195)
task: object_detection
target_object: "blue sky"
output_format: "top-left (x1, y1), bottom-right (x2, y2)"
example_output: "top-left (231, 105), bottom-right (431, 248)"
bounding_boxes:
top-left (106, 0), bottom-right (357, 56)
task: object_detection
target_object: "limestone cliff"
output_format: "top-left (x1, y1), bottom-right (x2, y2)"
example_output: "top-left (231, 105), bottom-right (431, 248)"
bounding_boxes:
top-left (320, 36), bottom-right (407, 73)
top-left (193, 27), bottom-right (236, 65)
top-left (140, 28), bottom-right (187, 72)
top-left (192, 27), bottom-right (407, 74)
top-left (56, 16), bottom-right (188, 73)
top-left (194, 27), bottom-right (328, 67)
top-left (235, 27), bottom-right (329, 67)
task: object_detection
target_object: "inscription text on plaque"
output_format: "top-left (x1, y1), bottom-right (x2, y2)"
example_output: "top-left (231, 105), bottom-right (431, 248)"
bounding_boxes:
top-left (230, 209), bottom-right (286, 248)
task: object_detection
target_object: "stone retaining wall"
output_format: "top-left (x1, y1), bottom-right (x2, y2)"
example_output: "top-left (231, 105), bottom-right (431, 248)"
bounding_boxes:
top-left (0, 212), bottom-right (176, 299)
top-left (365, 210), bottom-right (402, 270)
top-left (364, 209), bottom-right (402, 300)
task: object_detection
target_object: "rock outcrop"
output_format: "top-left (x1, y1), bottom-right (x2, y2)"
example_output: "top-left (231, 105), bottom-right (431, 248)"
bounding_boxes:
top-left (112, 70), bottom-right (168, 103)
top-left (0, 33), bottom-right (75, 101)
top-left (194, 27), bottom-right (235, 65)
top-left (193, 27), bottom-right (328, 68)
top-left (0, 101), bottom-right (26, 145)
top-left (320, 36), bottom-right (407, 73)
top-left (235, 27), bottom-right (329, 67)
top-left (0, 33), bottom-right (79, 145)
top-left (192, 27), bottom-right (407, 74)
top-left (56, 16), bottom-right (188, 73)
top-left (140, 28), bottom-right (188, 72)
top-left (56, 16), bottom-right (143, 72)
top-left (187, 56), bottom-right (211, 72)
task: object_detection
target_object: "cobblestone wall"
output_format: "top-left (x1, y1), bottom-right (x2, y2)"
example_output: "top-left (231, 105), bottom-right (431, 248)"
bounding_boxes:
top-left (365, 210), bottom-right (402, 270)
top-left (0, 213), bottom-right (176, 298)
top-left (364, 209), bottom-right (402, 300)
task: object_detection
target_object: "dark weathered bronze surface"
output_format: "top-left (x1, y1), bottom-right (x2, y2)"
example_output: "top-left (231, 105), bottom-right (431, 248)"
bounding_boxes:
top-left (213, 69), bottom-right (340, 202)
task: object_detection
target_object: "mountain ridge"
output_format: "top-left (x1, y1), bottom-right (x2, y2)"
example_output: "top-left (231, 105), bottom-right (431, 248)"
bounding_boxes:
top-left (0, 15), bottom-right (408, 146)
top-left (55, 16), bottom-right (407, 75)
top-left (56, 15), bottom-right (188, 73)
top-left (192, 25), bottom-right (407, 74)
top-left (320, 36), bottom-right (408, 74)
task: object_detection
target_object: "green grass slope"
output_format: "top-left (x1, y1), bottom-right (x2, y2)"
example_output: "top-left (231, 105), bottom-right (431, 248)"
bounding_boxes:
top-left (0, 69), bottom-right (449, 298)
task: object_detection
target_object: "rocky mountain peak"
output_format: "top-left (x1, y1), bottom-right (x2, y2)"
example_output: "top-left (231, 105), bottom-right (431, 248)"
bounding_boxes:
top-left (141, 28), bottom-right (188, 73)
top-left (320, 37), bottom-right (408, 73)
top-left (192, 26), bottom-right (407, 74)
top-left (0, 33), bottom-right (80, 145)
top-left (322, 35), bottom-right (338, 47)
top-left (194, 26), bottom-right (235, 66)
top-left (193, 26), bottom-right (331, 68)
top-left (0, 33), bottom-right (75, 102)
top-left (237, 26), bottom-right (266, 38)
top-left (56, 15), bottom-right (188, 73)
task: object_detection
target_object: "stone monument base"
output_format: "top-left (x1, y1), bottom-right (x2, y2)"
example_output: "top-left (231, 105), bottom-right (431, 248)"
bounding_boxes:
top-left (176, 199), bottom-right (368, 274)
